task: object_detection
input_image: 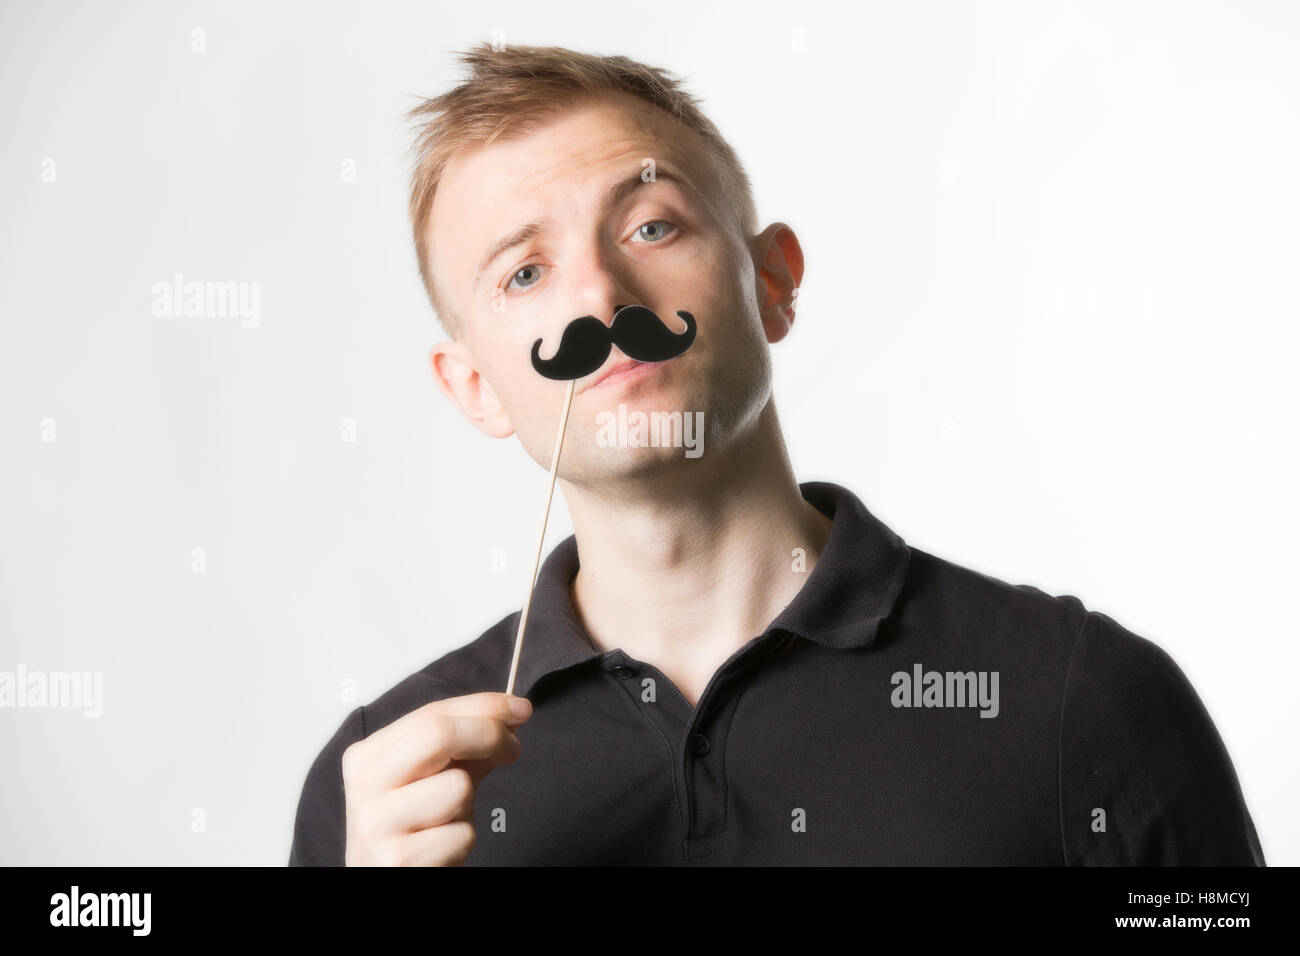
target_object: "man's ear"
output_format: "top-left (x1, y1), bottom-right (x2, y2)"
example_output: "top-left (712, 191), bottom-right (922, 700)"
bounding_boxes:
top-left (429, 340), bottom-right (516, 439)
top-left (752, 222), bottom-right (805, 345)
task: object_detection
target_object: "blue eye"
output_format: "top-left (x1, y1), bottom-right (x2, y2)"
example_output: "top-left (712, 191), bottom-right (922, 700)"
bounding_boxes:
top-left (506, 263), bottom-right (545, 292)
top-left (632, 220), bottom-right (676, 242)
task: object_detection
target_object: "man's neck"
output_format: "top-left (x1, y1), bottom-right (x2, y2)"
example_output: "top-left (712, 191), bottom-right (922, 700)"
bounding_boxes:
top-left (561, 399), bottom-right (832, 707)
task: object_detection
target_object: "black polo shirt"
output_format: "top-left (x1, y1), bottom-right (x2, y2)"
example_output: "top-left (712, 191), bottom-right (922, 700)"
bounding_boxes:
top-left (289, 480), bottom-right (1265, 865)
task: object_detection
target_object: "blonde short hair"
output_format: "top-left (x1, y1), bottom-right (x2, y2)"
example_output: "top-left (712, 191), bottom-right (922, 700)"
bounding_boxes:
top-left (406, 43), bottom-right (759, 337)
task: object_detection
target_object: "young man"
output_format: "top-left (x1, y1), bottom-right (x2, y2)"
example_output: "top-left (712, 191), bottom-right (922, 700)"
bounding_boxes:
top-left (289, 44), bottom-right (1265, 866)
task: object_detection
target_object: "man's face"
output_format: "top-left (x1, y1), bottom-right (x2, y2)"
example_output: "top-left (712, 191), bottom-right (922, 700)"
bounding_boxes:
top-left (427, 91), bottom-right (775, 485)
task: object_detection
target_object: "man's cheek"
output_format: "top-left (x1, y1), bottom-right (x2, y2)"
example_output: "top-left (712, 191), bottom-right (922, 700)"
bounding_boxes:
top-left (504, 388), bottom-right (569, 456)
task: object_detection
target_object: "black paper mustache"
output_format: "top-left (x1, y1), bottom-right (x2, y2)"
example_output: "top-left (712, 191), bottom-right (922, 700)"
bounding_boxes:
top-left (530, 305), bottom-right (697, 381)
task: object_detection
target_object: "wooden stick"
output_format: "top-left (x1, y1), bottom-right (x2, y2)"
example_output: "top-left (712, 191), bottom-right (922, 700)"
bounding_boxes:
top-left (505, 377), bottom-right (577, 696)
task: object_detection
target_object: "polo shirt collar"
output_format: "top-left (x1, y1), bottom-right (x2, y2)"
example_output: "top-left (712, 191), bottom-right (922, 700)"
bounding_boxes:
top-left (511, 480), bottom-right (912, 698)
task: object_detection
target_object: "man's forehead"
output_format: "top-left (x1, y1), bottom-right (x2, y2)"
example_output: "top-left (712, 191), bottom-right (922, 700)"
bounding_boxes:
top-left (440, 104), bottom-right (702, 210)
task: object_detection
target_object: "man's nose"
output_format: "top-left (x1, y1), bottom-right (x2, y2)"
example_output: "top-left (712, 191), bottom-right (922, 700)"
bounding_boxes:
top-left (568, 241), bottom-right (633, 321)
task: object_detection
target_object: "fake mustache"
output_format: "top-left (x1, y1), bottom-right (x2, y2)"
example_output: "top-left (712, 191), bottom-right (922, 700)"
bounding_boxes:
top-left (530, 305), bottom-right (697, 381)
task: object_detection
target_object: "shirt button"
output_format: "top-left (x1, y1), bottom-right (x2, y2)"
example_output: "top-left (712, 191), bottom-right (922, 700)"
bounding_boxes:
top-left (612, 665), bottom-right (636, 679)
top-left (690, 733), bottom-right (711, 756)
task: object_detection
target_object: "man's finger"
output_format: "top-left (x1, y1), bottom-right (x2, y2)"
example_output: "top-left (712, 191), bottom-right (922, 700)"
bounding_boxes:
top-left (345, 692), bottom-right (530, 782)
top-left (354, 714), bottom-right (520, 796)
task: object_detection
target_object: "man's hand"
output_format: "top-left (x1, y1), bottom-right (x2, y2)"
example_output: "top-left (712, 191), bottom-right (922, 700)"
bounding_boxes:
top-left (341, 692), bottom-right (532, 866)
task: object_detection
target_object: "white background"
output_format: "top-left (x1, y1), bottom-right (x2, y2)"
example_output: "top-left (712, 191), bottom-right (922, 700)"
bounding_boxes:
top-left (1, 0), bottom-right (1295, 865)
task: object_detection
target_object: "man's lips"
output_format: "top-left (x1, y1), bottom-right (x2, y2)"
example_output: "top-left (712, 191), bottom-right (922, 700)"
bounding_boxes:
top-left (581, 358), bottom-right (661, 394)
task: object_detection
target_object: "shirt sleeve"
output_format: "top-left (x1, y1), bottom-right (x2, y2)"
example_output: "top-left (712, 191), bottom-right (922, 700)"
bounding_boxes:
top-left (1058, 610), bottom-right (1265, 866)
top-left (288, 705), bottom-right (367, 867)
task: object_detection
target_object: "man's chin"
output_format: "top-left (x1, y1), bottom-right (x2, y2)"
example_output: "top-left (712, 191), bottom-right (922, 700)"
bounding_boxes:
top-left (560, 440), bottom-right (707, 489)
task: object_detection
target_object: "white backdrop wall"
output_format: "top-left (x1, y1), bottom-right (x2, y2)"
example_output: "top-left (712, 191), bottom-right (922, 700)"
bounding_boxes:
top-left (1, 0), bottom-right (1295, 864)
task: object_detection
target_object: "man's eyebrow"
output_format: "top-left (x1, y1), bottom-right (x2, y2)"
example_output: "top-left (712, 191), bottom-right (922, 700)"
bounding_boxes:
top-left (475, 219), bottom-right (553, 284)
top-left (473, 166), bottom-right (701, 283)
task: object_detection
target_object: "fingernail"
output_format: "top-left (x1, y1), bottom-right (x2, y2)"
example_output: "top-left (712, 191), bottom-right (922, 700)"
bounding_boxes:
top-left (507, 696), bottom-right (532, 720)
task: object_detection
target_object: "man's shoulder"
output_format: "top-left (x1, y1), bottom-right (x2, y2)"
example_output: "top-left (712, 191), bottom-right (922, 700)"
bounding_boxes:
top-left (898, 542), bottom-right (1234, 729)
top-left (899, 545), bottom-right (1263, 864)
top-left (899, 544), bottom-right (1093, 650)
top-left (1048, 593), bottom-right (1265, 864)
top-left (897, 545), bottom-right (1197, 696)
top-left (900, 546), bottom-right (1187, 690)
